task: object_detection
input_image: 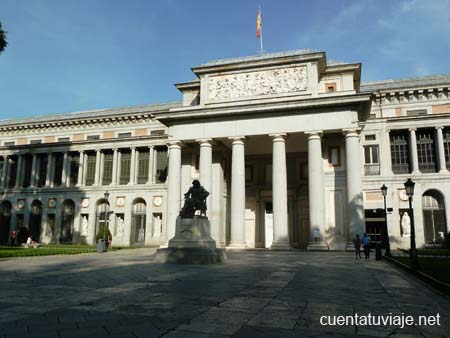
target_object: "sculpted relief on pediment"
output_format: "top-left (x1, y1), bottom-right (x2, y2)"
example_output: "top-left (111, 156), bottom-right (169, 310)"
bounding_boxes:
top-left (208, 66), bottom-right (308, 101)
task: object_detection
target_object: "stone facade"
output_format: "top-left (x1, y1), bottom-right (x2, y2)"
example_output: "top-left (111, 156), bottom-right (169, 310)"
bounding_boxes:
top-left (1, 50), bottom-right (449, 250)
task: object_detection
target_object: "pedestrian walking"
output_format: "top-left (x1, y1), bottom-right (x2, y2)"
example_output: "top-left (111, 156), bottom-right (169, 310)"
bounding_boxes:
top-left (353, 234), bottom-right (362, 259)
top-left (362, 233), bottom-right (371, 259)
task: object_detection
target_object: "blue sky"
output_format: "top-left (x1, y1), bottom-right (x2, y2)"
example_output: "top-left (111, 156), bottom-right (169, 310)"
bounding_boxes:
top-left (0, 0), bottom-right (449, 119)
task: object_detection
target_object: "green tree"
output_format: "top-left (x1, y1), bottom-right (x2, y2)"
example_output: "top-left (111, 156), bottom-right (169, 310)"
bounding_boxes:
top-left (0, 21), bottom-right (7, 54)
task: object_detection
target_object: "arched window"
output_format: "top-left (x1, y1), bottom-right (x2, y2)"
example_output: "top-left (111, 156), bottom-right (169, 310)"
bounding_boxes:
top-left (131, 199), bottom-right (146, 245)
top-left (0, 201), bottom-right (12, 244)
top-left (61, 200), bottom-right (75, 243)
top-left (422, 190), bottom-right (447, 245)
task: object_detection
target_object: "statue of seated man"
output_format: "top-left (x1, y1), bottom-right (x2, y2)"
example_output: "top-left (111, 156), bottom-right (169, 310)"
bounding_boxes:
top-left (180, 180), bottom-right (210, 218)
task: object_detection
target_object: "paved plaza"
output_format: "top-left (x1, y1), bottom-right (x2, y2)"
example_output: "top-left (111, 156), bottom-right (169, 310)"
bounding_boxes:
top-left (0, 249), bottom-right (449, 338)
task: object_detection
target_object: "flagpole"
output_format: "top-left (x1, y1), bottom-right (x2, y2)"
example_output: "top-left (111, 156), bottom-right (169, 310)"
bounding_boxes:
top-left (260, 22), bottom-right (263, 55)
top-left (259, 7), bottom-right (263, 55)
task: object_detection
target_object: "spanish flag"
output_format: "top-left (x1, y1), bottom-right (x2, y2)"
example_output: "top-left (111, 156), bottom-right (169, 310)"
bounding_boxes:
top-left (256, 6), bottom-right (261, 38)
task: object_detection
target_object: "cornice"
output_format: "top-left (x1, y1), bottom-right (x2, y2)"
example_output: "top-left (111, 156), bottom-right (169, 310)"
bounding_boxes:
top-left (157, 93), bottom-right (372, 124)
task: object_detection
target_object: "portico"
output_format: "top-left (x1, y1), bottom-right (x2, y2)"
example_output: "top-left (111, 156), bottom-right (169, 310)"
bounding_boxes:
top-left (155, 51), bottom-right (370, 250)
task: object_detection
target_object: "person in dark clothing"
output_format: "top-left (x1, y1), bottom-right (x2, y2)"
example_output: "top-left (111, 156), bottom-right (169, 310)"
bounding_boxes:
top-left (353, 234), bottom-right (362, 259)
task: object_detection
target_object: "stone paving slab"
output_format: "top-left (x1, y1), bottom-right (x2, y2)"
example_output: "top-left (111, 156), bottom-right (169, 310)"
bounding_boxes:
top-left (0, 249), bottom-right (449, 338)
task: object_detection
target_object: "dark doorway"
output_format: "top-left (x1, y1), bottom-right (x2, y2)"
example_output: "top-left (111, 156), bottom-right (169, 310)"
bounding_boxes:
top-left (422, 190), bottom-right (447, 245)
top-left (61, 200), bottom-right (75, 243)
top-left (0, 201), bottom-right (12, 244)
top-left (29, 200), bottom-right (43, 241)
top-left (131, 199), bottom-right (146, 245)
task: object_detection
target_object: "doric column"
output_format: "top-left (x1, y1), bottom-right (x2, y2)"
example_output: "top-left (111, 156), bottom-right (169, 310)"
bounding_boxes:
top-left (61, 152), bottom-right (69, 187)
top-left (1, 155), bottom-right (8, 188)
top-left (30, 154), bottom-right (38, 187)
top-left (436, 127), bottom-right (448, 173)
top-left (77, 151), bottom-right (85, 187)
top-left (229, 137), bottom-right (247, 248)
top-left (306, 132), bottom-right (327, 249)
top-left (166, 141), bottom-right (182, 242)
top-left (94, 149), bottom-right (101, 186)
top-left (82, 152), bottom-right (88, 186)
top-left (344, 129), bottom-right (364, 238)
top-left (129, 147), bottom-right (136, 185)
top-left (409, 128), bottom-right (420, 174)
top-left (134, 149), bottom-right (139, 184)
top-left (99, 151), bottom-right (105, 185)
top-left (270, 133), bottom-right (290, 249)
top-left (153, 147), bottom-right (158, 182)
top-left (45, 153), bottom-right (53, 187)
top-left (198, 139), bottom-right (213, 218)
top-left (111, 148), bottom-right (118, 185)
top-left (117, 151), bottom-right (122, 185)
top-left (14, 155), bottom-right (23, 188)
top-left (147, 146), bottom-right (154, 184)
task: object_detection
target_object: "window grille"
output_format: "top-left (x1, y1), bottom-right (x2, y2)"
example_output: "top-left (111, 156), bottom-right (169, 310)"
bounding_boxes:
top-left (120, 152), bottom-right (131, 185)
top-left (137, 150), bottom-right (149, 184)
top-left (85, 153), bottom-right (97, 186)
top-left (102, 153), bottom-right (113, 185)
top-left (390, 131), bottom-right (410, 174)
top-left (417, 130), bottom-right (436, 173)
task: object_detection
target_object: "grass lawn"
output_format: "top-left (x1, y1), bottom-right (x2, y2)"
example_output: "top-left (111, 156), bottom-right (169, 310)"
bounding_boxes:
top-left (0, 245), bottom-right (97, 258)
top-left (393, 256), bottom-right (450, 285)
top-left (0, 244), bottom-right (157, 258)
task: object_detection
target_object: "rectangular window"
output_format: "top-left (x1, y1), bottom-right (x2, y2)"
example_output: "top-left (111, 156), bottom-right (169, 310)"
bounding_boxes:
top-left (137, 150), bottom-right (149, 184)
top-left (365, 134), bottom-right (376, 141)
top-left (444, 128), bottom-right (450, 170)
top-left (53, 153), bottom-right (64, 186)
top-left (86, 135), bottom-right (100, 140)
top-left (328, 146), bottom-right (341, 166)
top-left (155, 147), bottom-right (168, 183)
top-left (119, 151), bottom-right (131, 185)
top-left (417, 129), bottom-right (437, 173)
top-left (85, 153), bottom-right (97, 186)
top-left (390, 131), bottom-right (410, 174)
top-left (58, 137), bottom-right (70, 143)
top-left (30, 139), bottom-right (42, 144)
top-left (406, 109), bottom-right (427, 116)
top-left (4, 141), bottom-right (15, 146)
top-left (118, 132), bottom-right (132, 138)
top-left (68, 154), bottom-right (79, 186)
top-left (22, 155), bottom-right (33, 188)
top-left (150, 129), bottom-right (165, 136)
top-left (364, 145), bottom-right (380, 175)
top-left (325, 83), bottom-right (336, 93)
top-left (37, 155), bottom-right (47, 187)
top-left (7, 157), bottom-right (17, 188)
top-left (102, 153), bottom-right (113, 185)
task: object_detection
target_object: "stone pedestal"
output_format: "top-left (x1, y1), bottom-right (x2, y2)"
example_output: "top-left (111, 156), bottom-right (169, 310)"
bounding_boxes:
top-left (156, 215), bottom-right (226, 264)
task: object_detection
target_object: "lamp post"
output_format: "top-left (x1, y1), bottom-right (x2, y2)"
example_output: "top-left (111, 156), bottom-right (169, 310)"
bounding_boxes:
top-left (103, 191), bottom-right (109, 251)
top-left (380, 184), bottom-right (391, 257)
top-left (404, 178), bottom-right (419, 270)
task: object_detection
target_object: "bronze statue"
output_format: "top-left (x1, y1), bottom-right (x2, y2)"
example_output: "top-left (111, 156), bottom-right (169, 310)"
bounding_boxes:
top-left (180, 180), bottom-right (209, 218)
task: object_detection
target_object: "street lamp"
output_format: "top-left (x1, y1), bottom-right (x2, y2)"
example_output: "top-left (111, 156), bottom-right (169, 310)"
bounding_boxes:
top-left (103, 191), bottom-right (110, 251)
top-left (380, 184), bottom-right (391, 257)
top-left (404, 178), bottom-right (419, 270)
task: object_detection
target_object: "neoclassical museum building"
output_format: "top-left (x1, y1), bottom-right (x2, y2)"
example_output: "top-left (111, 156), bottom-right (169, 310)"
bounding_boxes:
top-left (0, 50), bottom-right (449, 250)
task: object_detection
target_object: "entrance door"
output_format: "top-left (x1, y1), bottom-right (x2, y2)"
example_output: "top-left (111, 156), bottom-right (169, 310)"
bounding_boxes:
top-left (29, 200), bottom-right (42, 241)
top-left (422, 190), bottom-right (447, 245)
top-left (61, 200), bottom-right (75, 243)
top-left (0, 201), bottom-right (12, 244)
top-left (131, 199), bottom-right (147, 245)
top-left (264, 201), bottom-right (273, 248)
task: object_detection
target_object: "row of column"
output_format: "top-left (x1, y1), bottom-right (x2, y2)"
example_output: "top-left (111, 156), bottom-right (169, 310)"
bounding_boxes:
top-left (78, 146), bottom-right (157, 186)
top-left (165, 130), bottom-right (364, 248)
top-left (408, 127), bottom-right (448, 174)
top-left (0, 146), bottom-right (159, 189)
